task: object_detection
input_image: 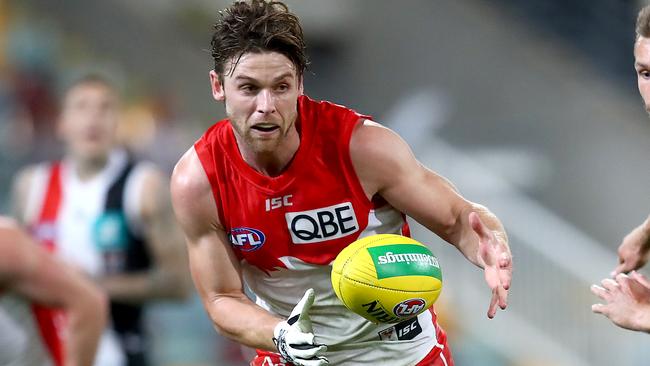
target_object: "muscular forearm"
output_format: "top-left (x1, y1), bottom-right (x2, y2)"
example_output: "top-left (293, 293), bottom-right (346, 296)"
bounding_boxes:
top-left (206, 295), bottom-right (281, 351)
top-left (456, 204), bottom-right (508, 267)
top-left (65, 288), bottom-right (107, 366)
top-left (100, 269), bottom-right (187, 303)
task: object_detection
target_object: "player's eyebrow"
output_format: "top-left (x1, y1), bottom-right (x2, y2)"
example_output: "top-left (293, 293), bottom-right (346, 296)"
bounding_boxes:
top-left (272, 72), bottom-right (294, 82)
top-left (635, 61), bottom-right (650, 69)
top-left (233, 75), bottom-right (258, 83)
top-left (233, 72), bottom-right (294, 83)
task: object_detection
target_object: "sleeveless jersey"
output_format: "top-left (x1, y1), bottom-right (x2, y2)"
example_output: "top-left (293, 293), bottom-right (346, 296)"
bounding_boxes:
top-left (24, 149), bottom-right (155, 366)
top-left (195, 95), bottom-right (450, 365)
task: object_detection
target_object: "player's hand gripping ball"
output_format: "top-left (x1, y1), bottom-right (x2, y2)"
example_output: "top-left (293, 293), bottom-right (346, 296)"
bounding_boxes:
top-left (331, 234), bottom-right (442, 323)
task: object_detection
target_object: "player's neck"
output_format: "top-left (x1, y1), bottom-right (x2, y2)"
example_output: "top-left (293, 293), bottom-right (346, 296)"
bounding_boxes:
top-left (238, 128), bottom-right (300, 177)
top-left (68, 154), bottom-right (110, 181)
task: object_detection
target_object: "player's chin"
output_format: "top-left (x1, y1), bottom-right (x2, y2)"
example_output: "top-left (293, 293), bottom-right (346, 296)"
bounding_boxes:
top-left (250, 138), bottom-right (282, 154)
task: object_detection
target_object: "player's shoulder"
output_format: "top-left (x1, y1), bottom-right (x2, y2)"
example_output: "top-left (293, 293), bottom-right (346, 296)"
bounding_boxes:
top-left (171, 147), bottom-right (222, 233)
top-left (171, 147), bottom-right (212, 204)
top-left (11, 163), bottom-right (51, 218)
top-left (350, 120), bottom-right (411, 161)
top-left (349, 120), bottom-right (417, 192)
top-left (13, 162), bottom-right (49, 187)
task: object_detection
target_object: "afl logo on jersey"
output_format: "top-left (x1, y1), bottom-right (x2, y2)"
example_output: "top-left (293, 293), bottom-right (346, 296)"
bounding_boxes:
top-left (228, 227), bottom-right (266, 252)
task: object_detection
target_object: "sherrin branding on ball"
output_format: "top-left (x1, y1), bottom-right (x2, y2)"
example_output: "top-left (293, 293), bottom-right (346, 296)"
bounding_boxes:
top-left (331, 234), bottom-right (442, 324)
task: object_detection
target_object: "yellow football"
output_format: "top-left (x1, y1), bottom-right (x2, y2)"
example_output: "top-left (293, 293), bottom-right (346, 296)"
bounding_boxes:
top-left (331, 234), bottom-right (443, 323)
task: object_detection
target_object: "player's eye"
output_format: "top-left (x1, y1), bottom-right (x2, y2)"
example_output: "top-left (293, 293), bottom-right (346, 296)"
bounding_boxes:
top-left (638, 70), bottom-right (650, 79)
top-left (240, 84), bottom-right (258, 93)
top-left (275, 83), bottom-right (289, 92)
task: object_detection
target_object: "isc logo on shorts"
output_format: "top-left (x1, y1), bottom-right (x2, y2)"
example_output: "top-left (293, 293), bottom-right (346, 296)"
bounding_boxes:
top-left (285, 202), bottom-right (359, 244)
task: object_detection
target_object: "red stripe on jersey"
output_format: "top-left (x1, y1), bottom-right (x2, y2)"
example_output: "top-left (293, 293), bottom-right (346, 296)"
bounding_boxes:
top-left (32, 162), bottom-right (66, 366)
top-left (415, 308), bottom-right (454, 366)
top-left (31, 305), bottom-right (65, 366)
top-left (38, 162), bottom-right (62, 252)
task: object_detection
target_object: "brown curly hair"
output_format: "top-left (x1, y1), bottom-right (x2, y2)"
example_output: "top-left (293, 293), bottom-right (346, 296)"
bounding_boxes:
top-left (636, 6), bottom-right (650, 39)
top-left (211, 0), bottom-right (308, 80)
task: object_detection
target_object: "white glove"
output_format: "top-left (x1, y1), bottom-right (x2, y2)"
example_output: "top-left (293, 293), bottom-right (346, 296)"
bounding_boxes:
top-left (273, 288), bottom-right (329, 366)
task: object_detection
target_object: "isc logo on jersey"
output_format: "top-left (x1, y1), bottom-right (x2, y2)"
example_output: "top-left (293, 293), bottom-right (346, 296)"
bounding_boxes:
top-left (285, 202), bottom-right (359, 244)
top-left (228, 227), bottom-right (266, 251)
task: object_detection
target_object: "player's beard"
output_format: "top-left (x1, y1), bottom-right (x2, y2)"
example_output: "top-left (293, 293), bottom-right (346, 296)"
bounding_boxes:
top-left (230, 119), bottom-right (289, 155)
top-left (225, 96), bottom-right (299, 155)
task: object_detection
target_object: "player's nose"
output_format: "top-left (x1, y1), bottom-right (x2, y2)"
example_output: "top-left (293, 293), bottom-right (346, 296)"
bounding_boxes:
top-left (256, 89), bottom-right (276, 114)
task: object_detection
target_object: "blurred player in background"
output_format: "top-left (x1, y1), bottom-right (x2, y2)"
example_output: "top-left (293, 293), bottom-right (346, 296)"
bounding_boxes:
top-left (11, 74), bottom-right (189, 365)
top-left (171, 1), bottom-right (513, 365)
top-left (591, 5), bottom-right (650, 334)
top-left (0, 217), bottom-right (106, 366)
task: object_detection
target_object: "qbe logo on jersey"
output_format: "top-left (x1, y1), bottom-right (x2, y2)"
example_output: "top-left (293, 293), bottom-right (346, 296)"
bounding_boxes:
top-left (285, 202), bottom-right (359, 244)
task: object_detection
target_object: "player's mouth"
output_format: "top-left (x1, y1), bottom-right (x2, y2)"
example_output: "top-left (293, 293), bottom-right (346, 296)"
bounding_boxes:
top-left (251, 123), bottom-right (280, 133)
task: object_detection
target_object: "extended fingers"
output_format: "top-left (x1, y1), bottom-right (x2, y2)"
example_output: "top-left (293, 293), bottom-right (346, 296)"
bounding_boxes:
top-left (484, 264), bottom-right (501, 290)
top-left (487, 290), bottom-right (499, 319)
top-left (292, 288), bottom-right (315, 324)
top-left (497, 284), bottom-right (508, 309)
top-left (591, 303), bottom-right (609, 315)
top-left (631, 271), bottom-right (650, 288)
top-left (487, 284), bottom-right (508, 319)
top-left (590, 285), bottom-right (610, 301)
top-left (590, 284), bottom-right (609, 301)
top-left (601, 278), bottom-right (619, 292)
top-left (612, 261), bottom-right (631, 278)
top-left (622, 272), bottom-right (650, 299)
top-left (498, 252), bottom-right (512, 290)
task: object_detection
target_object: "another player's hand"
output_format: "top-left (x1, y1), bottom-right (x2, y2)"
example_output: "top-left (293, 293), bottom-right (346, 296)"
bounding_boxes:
top-left (470, 212), bottom-right (512, 319)
top-left (273, 288), bottom-right (328, 366)
top-left (612, 222), bottom-right (650, 277)
top-left (591, 271), bottom-right (650, 333)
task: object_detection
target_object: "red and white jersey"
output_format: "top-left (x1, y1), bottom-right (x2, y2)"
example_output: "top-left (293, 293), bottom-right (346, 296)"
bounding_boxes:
top-left (195, 95), bottom-right (449, 365)
top-left (0, 292), bottom-right (57, 366)
top-left (20, 149), bottom-right (150, 366)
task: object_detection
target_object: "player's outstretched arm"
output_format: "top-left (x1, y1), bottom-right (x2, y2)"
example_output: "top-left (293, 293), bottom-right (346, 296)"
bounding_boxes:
top-left (171, 148), bottom-right (280, 350)
top-left (171, 147), bottom-right (327, 366)
top-left (0, 219), bottom-right (107, 366)
top-left (592, 271), bottom-right (650, 333)
top-left (612, 215), bottom-right (650, 276)
top-left (349, 121), bottom-right (512, 319)
top-left (99, 166), bottom-right (191, 303)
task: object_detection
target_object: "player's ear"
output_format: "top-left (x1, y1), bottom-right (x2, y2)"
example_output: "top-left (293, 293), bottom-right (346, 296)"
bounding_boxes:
top-left (209, 70), bottom-right (225, 101)
top-left (298, 74), bottom-right (304, 95)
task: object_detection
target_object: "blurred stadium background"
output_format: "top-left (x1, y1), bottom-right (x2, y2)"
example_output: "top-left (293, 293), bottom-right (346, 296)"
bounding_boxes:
top-left (1, 0), bottom-right (650, 365)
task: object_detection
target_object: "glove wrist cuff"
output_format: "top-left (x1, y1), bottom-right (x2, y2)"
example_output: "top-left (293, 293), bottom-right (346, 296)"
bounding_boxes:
top-left (273, 321), bottom-right (287, 340)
